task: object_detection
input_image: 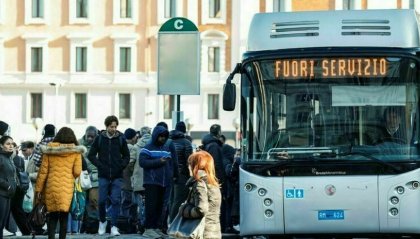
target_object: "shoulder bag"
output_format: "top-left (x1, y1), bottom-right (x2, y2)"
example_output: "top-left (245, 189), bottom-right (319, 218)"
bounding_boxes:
top-left (78, 170), bottom-right (92, 190)
top-left (167, 182), bottom-right (207, 239)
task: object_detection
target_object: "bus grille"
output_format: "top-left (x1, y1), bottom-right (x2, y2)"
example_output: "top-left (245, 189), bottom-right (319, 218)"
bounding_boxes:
top-left (341, 19), bottom-right (391, 36)
top-left (271, 20), bottom-right (319, 38)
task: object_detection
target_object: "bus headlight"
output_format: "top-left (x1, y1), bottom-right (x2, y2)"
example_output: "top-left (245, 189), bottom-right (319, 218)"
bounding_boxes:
top-left (389, 208), bottom-right (399, 216)
top-left (265, 209), bottom-right (273, 217)
top-left (264, 198), bottom-right (272, 206)
top-left (412, 181), bottom-right (419, 189)
top-left (258, 188), bottom-right (267, 196)
top-left (396, 186), bottom-right (405, 194)
top-left (390, 196), bottom-right (399, 205)
top-left (244, 183), bottom-right (254, 192)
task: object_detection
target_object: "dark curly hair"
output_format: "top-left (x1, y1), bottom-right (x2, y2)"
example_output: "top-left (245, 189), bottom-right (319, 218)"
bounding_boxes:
top-left (104, 115), bottom-right (119, 127)
top-left (53, 127), bottom-right (78, 145)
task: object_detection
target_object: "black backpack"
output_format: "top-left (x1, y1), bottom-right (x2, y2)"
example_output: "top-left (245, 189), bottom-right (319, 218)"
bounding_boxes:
top-left (15, 157), bottom-right (29, 192)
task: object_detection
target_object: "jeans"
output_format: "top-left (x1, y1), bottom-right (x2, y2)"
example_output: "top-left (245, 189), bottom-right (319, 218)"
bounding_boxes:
top-left (66, 214), bottom-right (79, 233)
top-left (98, 177), bottom-right (123, 227)
top-left (133, 191), bottom-right (145, 226)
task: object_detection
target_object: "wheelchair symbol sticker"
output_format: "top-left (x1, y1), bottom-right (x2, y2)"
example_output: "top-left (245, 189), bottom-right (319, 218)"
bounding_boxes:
top-left (285, 189), bottom-right (304, 199)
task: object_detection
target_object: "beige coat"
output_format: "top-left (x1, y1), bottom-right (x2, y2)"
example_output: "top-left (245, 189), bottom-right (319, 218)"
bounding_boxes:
top-left (35, 143), bottom-right (85, 212)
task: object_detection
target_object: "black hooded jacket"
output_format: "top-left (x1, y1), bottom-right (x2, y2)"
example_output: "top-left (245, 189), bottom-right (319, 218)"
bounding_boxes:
top-left (201, 134), bottom-right (226, 184)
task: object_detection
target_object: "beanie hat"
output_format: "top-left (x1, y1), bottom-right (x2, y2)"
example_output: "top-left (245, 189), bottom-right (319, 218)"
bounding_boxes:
top-left (139, 126), bottom-right (151, 137)
top-left (175, 121), bottom-right (186, 133)
top-left (124, 128), bottom-right (137, 140)
top-left (210, 124), bottom-right (221, 137)
top-left (0, 121), bottom-right (9, 136)
top-left (20, 141), bottom-right (35, 150)
top-left (43, 124), bottom-right (56, 138)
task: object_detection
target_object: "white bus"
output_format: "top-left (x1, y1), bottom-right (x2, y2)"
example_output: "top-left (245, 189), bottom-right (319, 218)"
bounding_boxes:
top-left (223, 9), bottom-right (420, 238)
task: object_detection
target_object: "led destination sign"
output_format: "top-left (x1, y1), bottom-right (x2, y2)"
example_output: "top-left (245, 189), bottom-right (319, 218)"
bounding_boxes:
top-left (274, 58), bottom-right (387, 79)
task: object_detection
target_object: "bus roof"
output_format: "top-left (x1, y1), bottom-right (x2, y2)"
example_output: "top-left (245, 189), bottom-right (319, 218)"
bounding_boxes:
top-left (247, 9), bottom-right (420, 52)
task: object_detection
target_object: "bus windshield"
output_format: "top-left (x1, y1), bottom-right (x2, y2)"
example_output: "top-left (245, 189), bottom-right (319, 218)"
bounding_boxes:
top-left (242, 55), bottom-right (420, 162)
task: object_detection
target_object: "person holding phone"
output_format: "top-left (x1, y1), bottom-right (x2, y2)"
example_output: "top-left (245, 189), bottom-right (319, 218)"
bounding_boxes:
top-left (139, 125), bottom-right (177, 238)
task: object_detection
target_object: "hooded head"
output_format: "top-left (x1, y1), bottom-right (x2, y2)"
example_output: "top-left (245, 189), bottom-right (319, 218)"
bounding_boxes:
top-left (175, 121), bottom-right (186, 134)
top-left (152, 126), bottom-right (169, 146)
top-left (210, 124), bottom-right (221, 138)
top-left (0, 121), bottom-right (10, 136)
top-left (43, 124), bottom-right (56, 138)
top-left (139, 126), bottom-right (151, 137)
top-left (156, 121), bottom-right (168, 130)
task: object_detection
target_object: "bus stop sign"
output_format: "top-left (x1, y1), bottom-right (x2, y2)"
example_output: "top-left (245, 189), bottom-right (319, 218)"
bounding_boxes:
top-left (158, 18), bottom-right (200, 95)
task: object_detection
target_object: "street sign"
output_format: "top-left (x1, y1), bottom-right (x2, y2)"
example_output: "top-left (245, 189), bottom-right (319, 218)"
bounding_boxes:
top-left (158, 17), bottom-right (200, 95)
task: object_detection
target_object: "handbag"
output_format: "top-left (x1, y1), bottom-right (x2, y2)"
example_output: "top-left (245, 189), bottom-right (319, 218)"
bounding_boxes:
top-left (30, 201), bottom-right (47, 227)
top-left (22, 181), bottom-right (34, 213)
top-left (78, 170), bottom-right (92, 190)
top-left (167, 210), bottom-right (205, 239)
top-left (70, 179), bottom-right (86, 220)
top-left (167, 182), bottom-right (207, 239)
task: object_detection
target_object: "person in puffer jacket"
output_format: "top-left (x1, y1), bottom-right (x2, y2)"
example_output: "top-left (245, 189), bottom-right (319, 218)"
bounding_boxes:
top-left (139, 126), bottom-right (178, 239)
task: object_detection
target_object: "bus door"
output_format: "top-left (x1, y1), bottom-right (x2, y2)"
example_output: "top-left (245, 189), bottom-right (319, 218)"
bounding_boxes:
top-left (283, 176), bottom-right (379, 234)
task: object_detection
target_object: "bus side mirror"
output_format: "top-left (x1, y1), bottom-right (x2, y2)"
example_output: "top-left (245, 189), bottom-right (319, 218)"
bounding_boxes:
top-left (223, 81), bottom-right (236, 111)
top-left (223, 63), bottom-right (241, 111)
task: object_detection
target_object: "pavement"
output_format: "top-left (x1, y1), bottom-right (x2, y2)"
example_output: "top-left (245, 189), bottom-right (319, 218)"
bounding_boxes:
top-left (5, 233), bottom-right (241, 239)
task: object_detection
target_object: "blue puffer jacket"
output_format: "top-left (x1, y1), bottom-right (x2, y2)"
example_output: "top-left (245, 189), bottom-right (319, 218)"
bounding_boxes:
top-left (139, 126), bottom-right (177, 187)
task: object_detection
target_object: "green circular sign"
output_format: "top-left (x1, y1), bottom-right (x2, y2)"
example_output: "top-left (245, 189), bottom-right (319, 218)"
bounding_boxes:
top-left (159, 17), bottom-right (198, 32)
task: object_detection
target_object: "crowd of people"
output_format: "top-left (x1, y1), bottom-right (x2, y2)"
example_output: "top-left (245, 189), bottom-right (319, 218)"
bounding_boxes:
top-left (0, 116), bottom-right (241, 239)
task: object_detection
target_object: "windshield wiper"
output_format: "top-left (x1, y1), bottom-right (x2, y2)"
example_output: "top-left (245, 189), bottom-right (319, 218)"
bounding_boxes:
top-left (337, 151), bottom-right (403, 173)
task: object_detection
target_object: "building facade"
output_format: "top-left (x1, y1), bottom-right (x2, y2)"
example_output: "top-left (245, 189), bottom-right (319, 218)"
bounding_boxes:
top-left (0, 0), bottom-right (418, 143)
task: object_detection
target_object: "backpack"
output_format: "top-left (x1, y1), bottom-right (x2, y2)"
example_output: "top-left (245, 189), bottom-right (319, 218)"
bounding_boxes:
top-left (15, 157), bottom-right (29, 192)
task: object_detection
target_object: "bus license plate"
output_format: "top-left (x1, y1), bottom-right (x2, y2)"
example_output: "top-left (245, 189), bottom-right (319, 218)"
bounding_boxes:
top-left (318, 210), bottom-right (344, 220)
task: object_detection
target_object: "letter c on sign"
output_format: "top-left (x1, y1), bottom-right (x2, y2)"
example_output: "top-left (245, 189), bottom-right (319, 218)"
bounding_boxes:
top-left (174, 19), bottom-right (183, 30)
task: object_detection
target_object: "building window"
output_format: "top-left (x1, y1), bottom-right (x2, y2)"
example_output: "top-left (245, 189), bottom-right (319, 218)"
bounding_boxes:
top-left (120, 0), bottom-right (132, 18)
top-left (209, 0), bottom-right (221, 18)
top-left (208, 47), bottom-right (220, 72)
top-left (164, 95), bottom-right (174, 119)
top-left (76, 47), bottom-right (87, 72)
top-left (31, 47), bottom-right (42, 72)
top-left (32, 0), bottom-right (44, 18)
top-left (76, 0), bottom-right (88, 18)
top-left (75, 93), bottom-right (87, 119)
top-left (164, 0), bottom-right (176, 18)
top-left (119, 47), bottom-right (131, 72)
top-left (31, 93), bottom-right (42, 118)
top-left (119, 93), bottom-right (131, 119)
top-left (208, 94), bottom-right (219, 119)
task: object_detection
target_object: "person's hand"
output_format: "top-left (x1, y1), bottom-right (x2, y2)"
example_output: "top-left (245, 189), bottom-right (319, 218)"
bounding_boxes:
top-left (36, 192), bottom-right (42, 202)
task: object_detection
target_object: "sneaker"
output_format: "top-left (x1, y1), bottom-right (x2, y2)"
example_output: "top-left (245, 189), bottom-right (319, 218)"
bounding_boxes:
top-left (142, 228), bottom-right (162, 238)
top-left (3, 229), bottom-right (14, 236)
top-left (155, 229), bottom-right (168, 238)
top-left (15, 231), bottom-right (22, 236)
top-left (98, 220), bottom-right (107, 235)
top-left (233, 224), bottom-right (240, 231)
top-left (111, 226), bottom-right (120, 236)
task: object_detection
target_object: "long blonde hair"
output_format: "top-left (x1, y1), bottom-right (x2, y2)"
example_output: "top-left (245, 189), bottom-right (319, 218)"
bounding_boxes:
top-left (188, 151), bottom-right (219, 187)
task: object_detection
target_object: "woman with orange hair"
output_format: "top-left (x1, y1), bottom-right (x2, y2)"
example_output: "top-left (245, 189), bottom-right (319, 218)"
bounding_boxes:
top-left (179, 150), bottom-right (222, 239)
